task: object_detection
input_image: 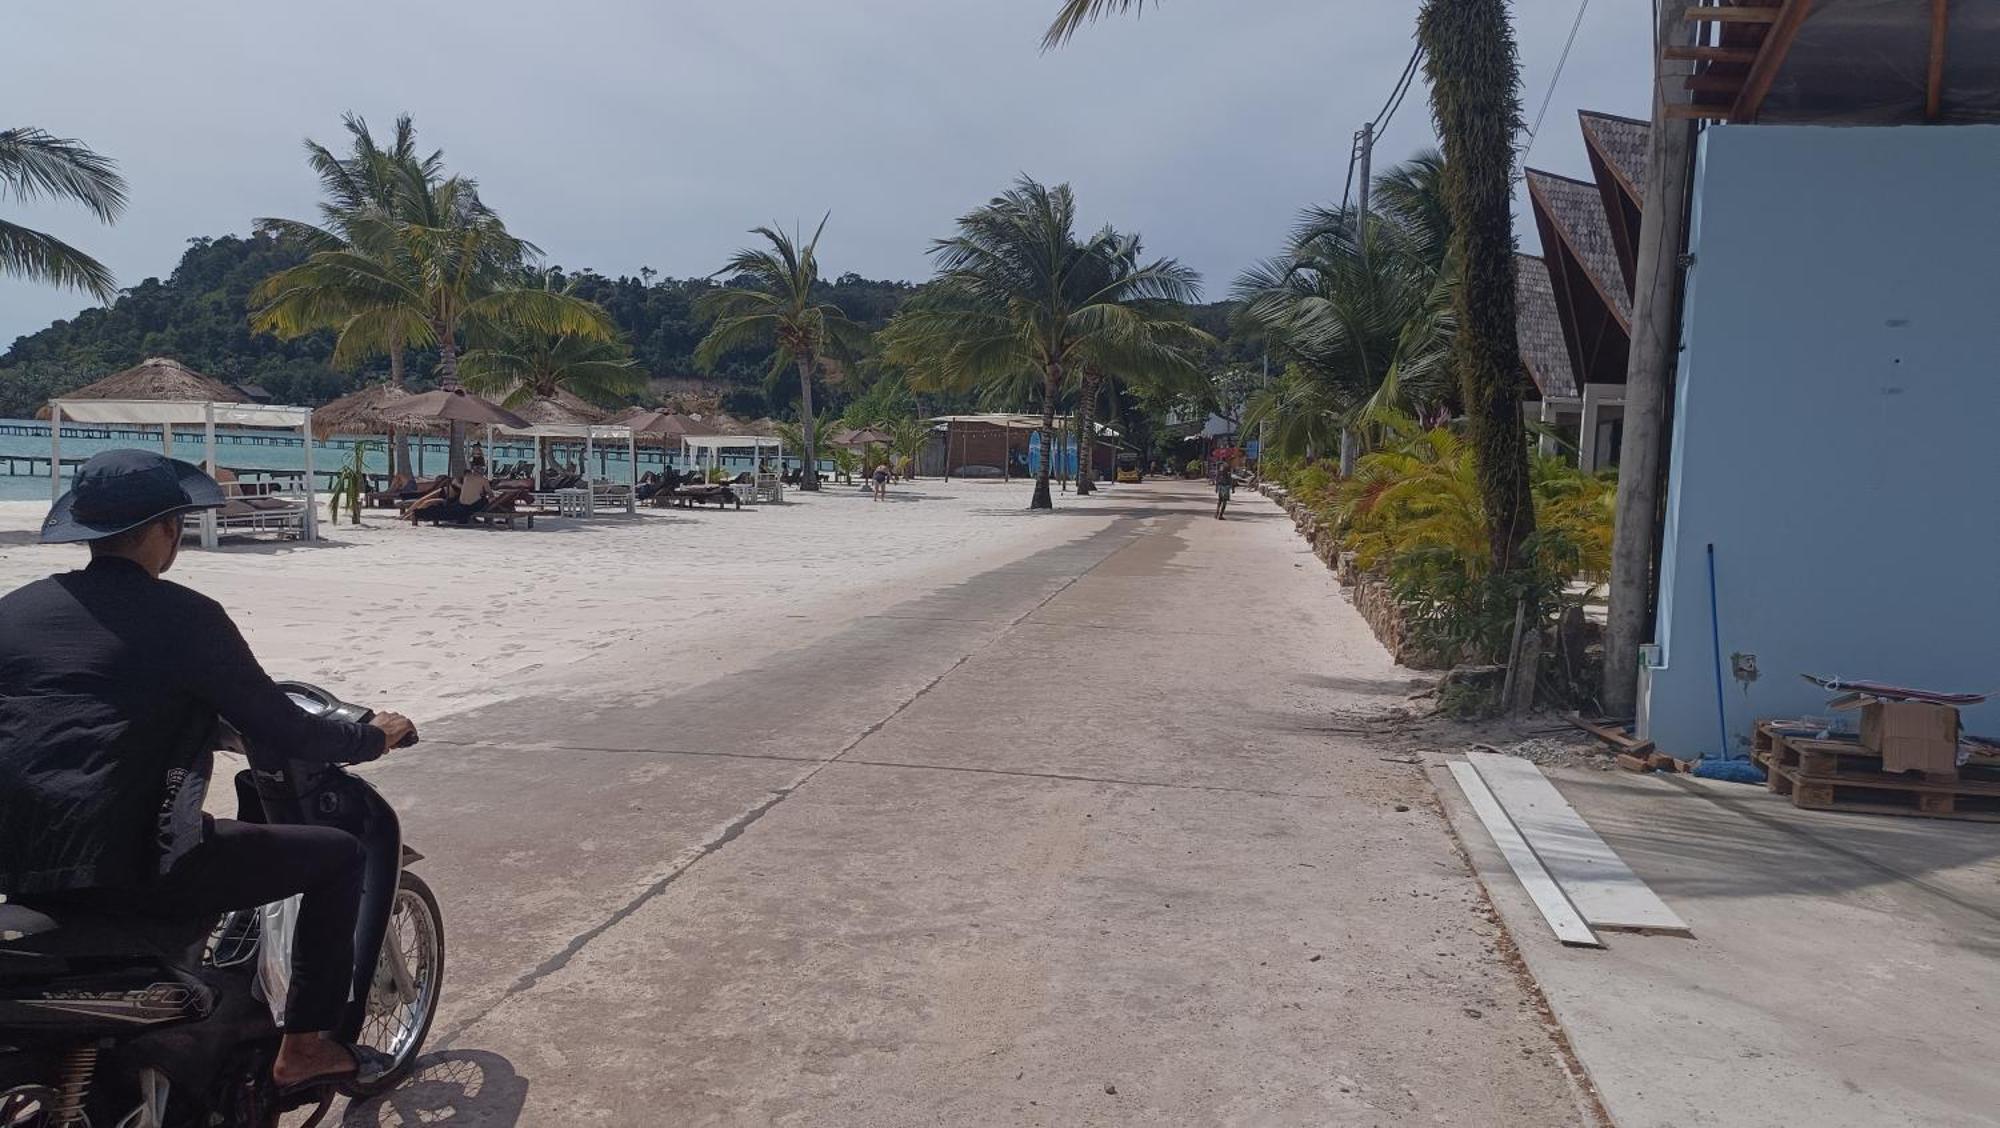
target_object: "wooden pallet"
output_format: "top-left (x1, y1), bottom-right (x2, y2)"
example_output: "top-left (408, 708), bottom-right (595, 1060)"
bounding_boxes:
top-left (1752, 722), bottom-right (2000, 821)
top-left (1764, 763), bottom-right (2000, 822)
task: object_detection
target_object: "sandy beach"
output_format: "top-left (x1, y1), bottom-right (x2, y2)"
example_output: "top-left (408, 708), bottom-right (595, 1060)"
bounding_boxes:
top-left (0, 480), bottom-right (1120, 722)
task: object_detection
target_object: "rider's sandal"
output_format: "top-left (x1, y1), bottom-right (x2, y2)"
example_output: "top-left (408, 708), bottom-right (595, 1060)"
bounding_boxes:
top-left (275, 1042), bottom-right (397, 1100)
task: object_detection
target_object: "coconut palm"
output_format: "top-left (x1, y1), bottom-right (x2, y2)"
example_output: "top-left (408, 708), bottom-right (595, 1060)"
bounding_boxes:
top-left (1238, 155), bottom-right (1457, 460)
top-left (883, 177), bottom-right (1201, 509)
top-left (459, 328), bottom-right (643, 409)
top-left (694, 217), bottom-right (863, 491)
top-left (886, 417), bottom-right (933, 480)
top-left (0, 127), bottom-right (127, 301)
top-left (1044, 0), bottom-right (1536, 573)
top-left (252, 167), bottom-right (614, 474)
top-left (255, 113), bottom-right (440, 474)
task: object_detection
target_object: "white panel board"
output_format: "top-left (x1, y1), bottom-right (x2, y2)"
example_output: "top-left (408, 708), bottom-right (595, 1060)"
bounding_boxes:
top-left (1448, 762), bottom-right (1602, 949)
top-left (1468, 752), bottom-right (1692, 937)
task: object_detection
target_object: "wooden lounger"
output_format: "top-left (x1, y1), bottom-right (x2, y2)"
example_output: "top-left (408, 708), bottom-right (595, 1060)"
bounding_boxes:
top-left (656, 485), bottom-right (741, 510)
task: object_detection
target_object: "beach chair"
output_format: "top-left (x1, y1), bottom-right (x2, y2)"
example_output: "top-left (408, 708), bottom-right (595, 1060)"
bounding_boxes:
top-left (211, 470), bottom-right (308, 539)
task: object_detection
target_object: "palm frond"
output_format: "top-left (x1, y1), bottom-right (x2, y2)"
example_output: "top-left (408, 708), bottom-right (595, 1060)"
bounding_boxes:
top-left (0, 128), bottom-right (127, 222)
top-left (0, 218), bottom-right (118, 301)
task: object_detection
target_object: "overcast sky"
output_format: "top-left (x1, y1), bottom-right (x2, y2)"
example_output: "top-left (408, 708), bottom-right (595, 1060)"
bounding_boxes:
top-left (2, 0), bottom-right (1651, 349)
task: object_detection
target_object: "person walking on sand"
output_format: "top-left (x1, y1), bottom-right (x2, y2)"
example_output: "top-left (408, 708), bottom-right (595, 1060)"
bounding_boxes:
top-left (872, 462), bottom-right (890, 501)
top-left (1214, 462), bottom-right (1234, 520)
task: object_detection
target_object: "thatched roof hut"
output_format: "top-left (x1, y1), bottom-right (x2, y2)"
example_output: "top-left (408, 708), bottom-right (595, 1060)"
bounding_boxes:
top-left (310, 382), bottom-right (445, 440)
top-left (509, 391), bottom-right (610, 428)
top-left (39, 357), bottom-right (245, 419)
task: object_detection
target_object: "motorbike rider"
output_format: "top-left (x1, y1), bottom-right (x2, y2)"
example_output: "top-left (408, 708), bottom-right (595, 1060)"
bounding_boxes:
top-left (0, 449), bottom-right (416, 1096)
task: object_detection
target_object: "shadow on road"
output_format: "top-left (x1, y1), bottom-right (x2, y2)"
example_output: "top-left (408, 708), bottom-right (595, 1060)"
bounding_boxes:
top-left (342, 1049), bottom-right (530, 1127)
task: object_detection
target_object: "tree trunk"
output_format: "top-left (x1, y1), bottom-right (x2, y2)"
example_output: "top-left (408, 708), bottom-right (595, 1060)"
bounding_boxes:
top-left (389, 343), bottom-right (412, 479)
top-left (1075, 370), bottom-right (1100, 495)
top-left (1420, 0), bottom-right (1536, 575)
top-left (797, 356), bottom-right (821, 491)
top-left (1031, 363), bottom-right (1058, 510)
top-left (439, 337), bottom-right (466, 478)
top-left (1603, 0), bottom-right (1698, 718)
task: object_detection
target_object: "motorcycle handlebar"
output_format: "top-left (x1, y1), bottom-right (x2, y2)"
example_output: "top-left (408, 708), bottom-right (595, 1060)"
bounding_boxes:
top-left (276, 680), bottom-right (419, 750)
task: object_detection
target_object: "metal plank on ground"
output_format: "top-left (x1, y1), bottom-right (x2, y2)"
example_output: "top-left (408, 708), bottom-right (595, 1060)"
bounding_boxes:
top-left (1448, 762), bottom-right (1603, 948)
top-left (1467, 751), bottom-right (1693, 937)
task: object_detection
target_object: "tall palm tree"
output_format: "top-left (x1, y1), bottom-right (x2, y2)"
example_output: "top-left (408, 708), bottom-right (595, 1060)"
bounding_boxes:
top-left (459, 329), bottom-right (642, 409)
top-left (255, 113), bottom-right (440, 474)
top-left (0, 127), bottom-right (127, 301)
top-left (694, 217), bottom-right (862, 491)
top-left (884, 178), bottom-right (1201, 509)
top-left (1044, 0), bottom-right (1536, 573)
top-left (253, 165), bottom-right (614, 474)
top-left (1237, 154), bottom-right (1456, 458)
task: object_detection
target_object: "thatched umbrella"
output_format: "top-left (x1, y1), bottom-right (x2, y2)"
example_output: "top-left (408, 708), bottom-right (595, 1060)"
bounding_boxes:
top-left (828, 426), bottom-right (893, 448)
top-left (509, 390), bottom-right (607, 428)
top-left (37, 356), bottom-right (244, 419)
top-left (310, 382), bottom-right (450, 480)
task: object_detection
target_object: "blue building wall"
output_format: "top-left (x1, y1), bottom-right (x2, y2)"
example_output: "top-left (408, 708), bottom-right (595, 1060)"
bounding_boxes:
top-left (1641, 125), bottom-right (2000, 760)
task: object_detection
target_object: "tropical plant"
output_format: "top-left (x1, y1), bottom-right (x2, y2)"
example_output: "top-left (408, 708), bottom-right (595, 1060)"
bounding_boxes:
top-left (251, 133), bottom-right (615, 474)
top-left (883, 178), bottom-right (1201, 509)
top-left (253, 114), bottom-right (439, 475)
top-left (1, 127), bottom-right (128, 301)
top-left (694, 217), bottom-right (864, 491)
top-left (886, 418), bottom-right (933, 480)
top-left (1044, 0), bottom-right (1538, 584)
top-left (459, 320), bottom-right (643, 409)
top-left (1237, 153), bottom-right (1455, 462)
top-left (327, 440), bottom-right (377, 525)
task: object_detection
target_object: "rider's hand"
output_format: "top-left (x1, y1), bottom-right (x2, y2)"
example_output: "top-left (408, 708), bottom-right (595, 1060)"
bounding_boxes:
top-left (370, 711), bottom-right (418, 750)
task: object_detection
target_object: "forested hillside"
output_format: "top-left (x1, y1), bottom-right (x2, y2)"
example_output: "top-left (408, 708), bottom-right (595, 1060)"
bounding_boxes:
top-left (0, 233), bottom-right (926, 418)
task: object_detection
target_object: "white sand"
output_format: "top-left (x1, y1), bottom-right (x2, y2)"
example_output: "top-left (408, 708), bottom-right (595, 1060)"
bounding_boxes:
top-left (0, 480), bottom-right (1121, 720)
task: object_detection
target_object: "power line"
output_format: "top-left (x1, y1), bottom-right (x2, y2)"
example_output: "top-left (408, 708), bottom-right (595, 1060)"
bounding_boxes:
top-left (1522, 0), bottom-right (1593, 156)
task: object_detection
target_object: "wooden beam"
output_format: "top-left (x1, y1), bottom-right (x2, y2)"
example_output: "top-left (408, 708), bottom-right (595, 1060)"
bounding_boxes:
top-left (1664, 44), bottom-right (1759, 64)
top-left (1666, 103), bottom-right (1736, 120)
top-left (1685, 74), bottom-right (1747, 94)
top-left (1731, 0), bottom-right (1816, 122)
top-left (1683, 5), bottom-right (1780, 22)
top-left (1927, 0), bottom-right (1949, 121)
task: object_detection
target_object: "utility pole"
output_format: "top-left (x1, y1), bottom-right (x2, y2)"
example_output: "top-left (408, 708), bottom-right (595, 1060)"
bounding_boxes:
top-left (1341, 121), bottom-right (1374, 477)
top-left (1603, 5), bottom-right (1700, 718)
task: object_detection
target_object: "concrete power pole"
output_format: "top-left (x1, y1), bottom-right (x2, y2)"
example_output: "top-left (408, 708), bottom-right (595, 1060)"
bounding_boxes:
top-left (1602, 7), bottom-right (1700, 718)
top-left (1341, 121), bottom-right (1374, 477)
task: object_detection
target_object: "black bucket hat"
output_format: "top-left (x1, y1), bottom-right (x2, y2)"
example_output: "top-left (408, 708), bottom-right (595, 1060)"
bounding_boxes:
top-left (41, 449), bottom-right (226, 544)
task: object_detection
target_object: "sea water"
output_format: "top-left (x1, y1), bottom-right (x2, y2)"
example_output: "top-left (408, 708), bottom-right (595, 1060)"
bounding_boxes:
top-left (0, 419), bottom-right (793, 502)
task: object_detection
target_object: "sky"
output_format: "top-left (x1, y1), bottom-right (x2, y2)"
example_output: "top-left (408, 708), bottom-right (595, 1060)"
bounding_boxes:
top-left (1, 0), bottom-right (1652, 349)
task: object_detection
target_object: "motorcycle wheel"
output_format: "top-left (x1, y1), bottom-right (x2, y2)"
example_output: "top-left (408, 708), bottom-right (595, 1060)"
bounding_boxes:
top-left (349, 871), bottom-right (445, 1096)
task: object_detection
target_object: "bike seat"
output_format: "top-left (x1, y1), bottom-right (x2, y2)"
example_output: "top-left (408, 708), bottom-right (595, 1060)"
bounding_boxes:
top-left (0, 902), bottom-right (58, 943)
top-left (0, 901), bottom-right (210, 963)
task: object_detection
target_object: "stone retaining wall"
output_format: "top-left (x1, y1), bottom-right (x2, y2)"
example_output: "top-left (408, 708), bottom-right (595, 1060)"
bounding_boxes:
top-left (1263, 484), bottom-right (1447, 670)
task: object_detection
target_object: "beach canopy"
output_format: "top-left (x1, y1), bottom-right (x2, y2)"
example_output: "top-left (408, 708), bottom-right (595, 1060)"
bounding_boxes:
top-left (45, 396), bottom-right (320, 547)
top-left (828, 426), bottom-right (894, 448)
top-left (383, 388), bottom-right (530, 430)
top-left (37, 357), bottom-right (246, 419)
top-left (310, 382), bottom-right (445, 440)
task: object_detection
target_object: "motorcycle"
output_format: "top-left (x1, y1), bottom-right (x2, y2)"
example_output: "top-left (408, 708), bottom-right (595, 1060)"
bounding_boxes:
top-left (0, 682), bottom-right (443, 1127)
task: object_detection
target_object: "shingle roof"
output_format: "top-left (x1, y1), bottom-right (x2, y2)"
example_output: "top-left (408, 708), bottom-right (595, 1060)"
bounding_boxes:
top-left (1525, 169), bottom-right (1632, 328)
top-left (1578, 111), bottom-right (1649, 200)
top-left (1515, 254), bottom-right (1577, 400)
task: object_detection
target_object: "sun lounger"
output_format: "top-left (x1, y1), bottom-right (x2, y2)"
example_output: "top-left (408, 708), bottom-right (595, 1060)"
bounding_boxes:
top-left (655, 484), bottom-right (742, 510)
top-left (211, 470), bottom-right (308, 538)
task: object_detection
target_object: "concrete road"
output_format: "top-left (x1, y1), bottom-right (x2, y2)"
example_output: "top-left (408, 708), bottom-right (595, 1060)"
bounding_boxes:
top-left (340, 482), bottom-right (1594, 1126)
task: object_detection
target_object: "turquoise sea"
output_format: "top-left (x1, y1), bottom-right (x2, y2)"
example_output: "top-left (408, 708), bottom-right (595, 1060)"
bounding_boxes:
top-left (0, 419), bottom-right (805, 502)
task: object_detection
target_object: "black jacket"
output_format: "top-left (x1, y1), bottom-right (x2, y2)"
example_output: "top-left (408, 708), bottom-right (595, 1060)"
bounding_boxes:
top-left (0, 556), bottom-right (384, 895)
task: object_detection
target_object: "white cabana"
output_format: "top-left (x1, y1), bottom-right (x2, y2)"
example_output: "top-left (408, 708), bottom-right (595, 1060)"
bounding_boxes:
top-left (49, 398), bottom-right (319, 548)
top-left (491, 421), bottom-right (638, 484)
top-left (680, 432), bottom-right (785, 503)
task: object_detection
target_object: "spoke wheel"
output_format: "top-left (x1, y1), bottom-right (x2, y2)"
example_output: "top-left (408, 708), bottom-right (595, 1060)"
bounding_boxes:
top-left (350, 872), bottom-right (444, 1095)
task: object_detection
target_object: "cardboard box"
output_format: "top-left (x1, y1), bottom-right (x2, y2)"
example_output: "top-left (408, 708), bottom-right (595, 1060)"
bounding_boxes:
top-left (1857, 700), bottom-right (1961, 776)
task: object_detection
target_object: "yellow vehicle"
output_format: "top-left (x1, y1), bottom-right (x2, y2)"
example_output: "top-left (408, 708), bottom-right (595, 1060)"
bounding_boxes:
top-left (1114, 451), bottom-right (1143, 483)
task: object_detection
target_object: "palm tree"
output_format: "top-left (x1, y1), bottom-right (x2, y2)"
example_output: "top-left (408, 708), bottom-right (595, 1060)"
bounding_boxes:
top-left (255, 113), bottom-right (440, 474)
top-left (886, 417), bottom-right (933, 480)
top-left (253, 163), bottom-right (614, 474)
top-left (1044, 0), bottom-right (1536, 574)
top-left (1237, 153), bottom-right (1456, 459)
top-left (884, 178), bottom-right (1201, 509)
top-left (694, 217), bottom-right (863, 491)
top-left (0, 127), bottom-right (127, 301)
top-left (459, 328), bottom-right (642, 409)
